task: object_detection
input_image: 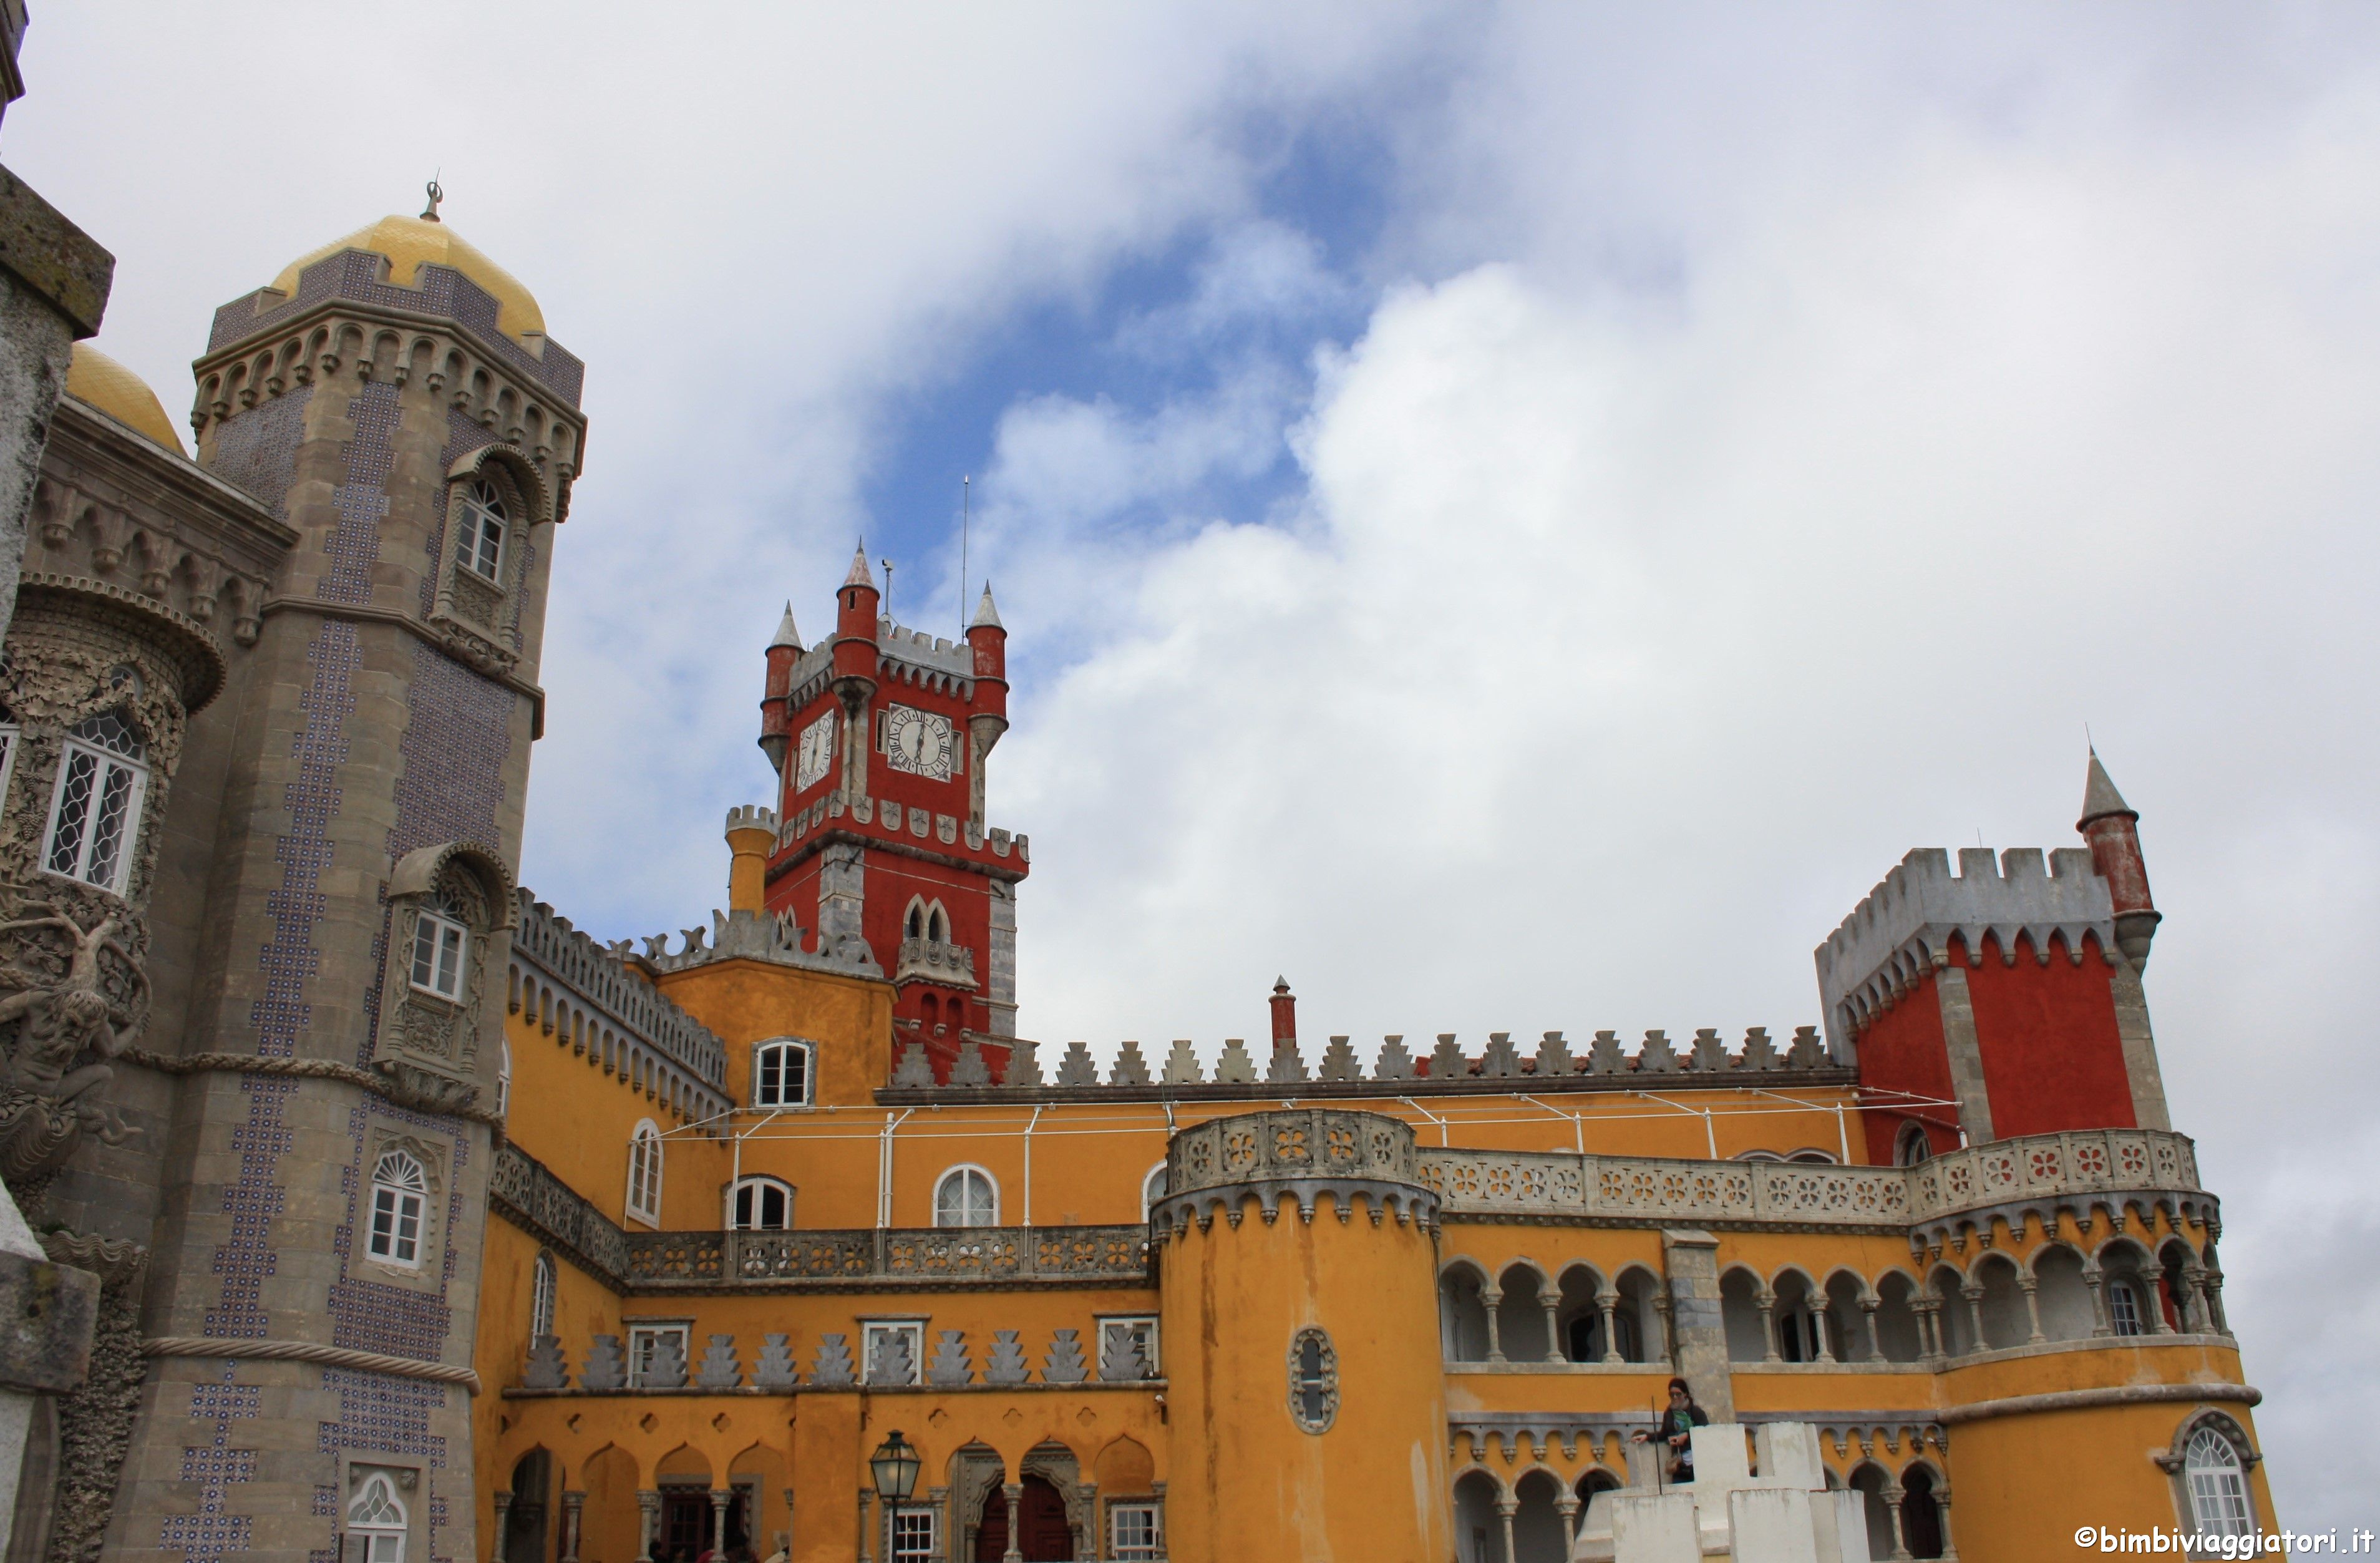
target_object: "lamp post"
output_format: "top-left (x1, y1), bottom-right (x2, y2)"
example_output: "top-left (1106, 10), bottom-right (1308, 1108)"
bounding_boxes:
top-left (869, 1430), bottom-right (921, 1562)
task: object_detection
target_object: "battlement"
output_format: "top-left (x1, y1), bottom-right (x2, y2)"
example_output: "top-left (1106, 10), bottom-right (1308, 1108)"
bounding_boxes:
top-left (876, 616), bottom-right (976, 681)
top-left (881, 1025), bottom-right (1845, 1102)
top-left (510, 889), bottom-right (733, 1117)
top-left (625, 905), bottom-right (883, 979)
top-left (1816, 846), bottom-right (2116, 1051)
top-left (724, 803), bottom-right (780, 837)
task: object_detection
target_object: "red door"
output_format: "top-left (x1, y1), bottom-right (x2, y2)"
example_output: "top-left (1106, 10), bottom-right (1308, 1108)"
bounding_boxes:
top-left (974, 1476), bottom-right (1074, 1561)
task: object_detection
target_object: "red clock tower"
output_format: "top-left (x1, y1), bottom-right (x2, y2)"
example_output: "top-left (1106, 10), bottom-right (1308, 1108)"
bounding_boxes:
top-left (756, 548), bottom-right (1027, 1079)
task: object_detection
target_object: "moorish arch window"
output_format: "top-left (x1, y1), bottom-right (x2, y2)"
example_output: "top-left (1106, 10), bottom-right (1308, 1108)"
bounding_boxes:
top-left (2183, 1428), bottom-right (2255, 1537)
top-left (347, 1472), bottom-right (409, 1563)
top-left (409, 896), bottom-right (469, 1001)
top-left (528, 1251), bottom-right (556, 1343)
top-left (43, 709), bottom-right (148, 894)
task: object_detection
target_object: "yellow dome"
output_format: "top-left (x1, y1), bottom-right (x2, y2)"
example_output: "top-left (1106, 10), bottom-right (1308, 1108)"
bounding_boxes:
top-left (271, 213), bottom-right (545, 343)
top-left (66, 343), bottom-right (187, 455)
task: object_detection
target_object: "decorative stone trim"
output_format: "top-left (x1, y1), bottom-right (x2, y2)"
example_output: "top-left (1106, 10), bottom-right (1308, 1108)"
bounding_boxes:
top-left (16, 572), bottom-right (225, 709)
top-left (120, 1048), bottom-right (505, 1128)
top-left (1933, 1381), bottom-right (2257, 1426)
top-left (258, 595), bottom-right (548, 737)
top-left (489, 1142), bottom-right (630, 1287)
top-left (141, 1335), bottom-right (481, 1393)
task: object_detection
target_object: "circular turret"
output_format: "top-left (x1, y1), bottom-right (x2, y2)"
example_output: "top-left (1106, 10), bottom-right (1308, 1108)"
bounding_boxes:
top-left (1152, 1109), bottom-right (1450, 1562)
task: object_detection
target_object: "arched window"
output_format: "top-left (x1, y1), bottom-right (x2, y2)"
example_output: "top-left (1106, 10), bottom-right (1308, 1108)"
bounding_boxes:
top-left (43, 710), bottom-right (147, 893)
top-left (409, 897), bottom-right (468, 1001)
top-left (495, 1038), bottom-right (512, 1119)
top-left (2183, 1428), bottom-right (2253, 1536)
top-left (366, 1149), bottom-right (429, 1267)
top-left (347, 1471), bottom-right (409, 1562)
top-left (751, 1039), bottom-right (813, 1108)
top-left (729, 1176), bottom-right (794, 1230)
top-left (456, 479), bottom-right (507, 582)
top-left (927, 906), bottom-right (945, 942)
top-left (1287, 1327), bottom-right (1338, 1433)
top-left (1786, 1148), bottom-right (1838, 1165)
top-left (1140, 1162), bottom-right (1169, 1221)
top-left (625, 1120), bottom-right (664, 1227)
top-left (933, 1165), bottom-right (998, 1228)
top-left (906, 903), bottom-right (924, 939)
top-left (1896, 1122), bottom-right (1934, 1167)
top-left (528, 1252), bottom-right (556, 1342)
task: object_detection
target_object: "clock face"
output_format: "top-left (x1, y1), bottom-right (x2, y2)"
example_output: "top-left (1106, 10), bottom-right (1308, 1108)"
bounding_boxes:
top-left (882, 703), bottom-right (955, 782)
top-left (795, 711), bottom-right (836, 791)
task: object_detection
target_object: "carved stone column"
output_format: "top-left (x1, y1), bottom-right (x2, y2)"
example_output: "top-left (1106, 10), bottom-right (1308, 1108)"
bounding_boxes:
top-left (2082, 1265), bottom-right (2110, 1337)
top-left (1813, 1304), bottom-right (1836, 1364)
top-left (858, 1491), bottom-right (874, 1563)
top-left (1960, 1283), bottom-right (1985, 1353)
top-left (491, 1491), bottom-right (514, 1563)
top-left (2019, 1275), bottom-right (2045, 1343)
top-left (1597, 1293), bottom-right (1623, 1364)
top-left (636, 1490), bottom-right (660, 1563)
top-left (561, 1490), bottom-right (585, 1563)
top-left (711, 1487), bottom-right (730, 1556)
top-left (2203, 1266), bottom-right (2231, 1336)
top-left (1003, 1482), bottom-right (1025, 1563)
top-left (1539, 1293), bottom-right (1563, 1362)
top-left (1495, 1494), bottom-right (1518, 1563)
top-left (1756, 1288), bottom-right (1781, 1361)
top-left (1860, 1297), bottom-right (1882, 1361)
top-left (1882, 1481), bottom-right (1913, 1561)
top-left (1482, 1287), bottom-right (1505, 1363)
top-left (1556, 1492), bottom-right (1580, 1556)
top-left (2147, 1275), bottom-right (2175, 1335)
top-left (1936, 1481), bottom-right (1959, 1559)
top-left (2180, 1264), bottom-right (2208, 1333)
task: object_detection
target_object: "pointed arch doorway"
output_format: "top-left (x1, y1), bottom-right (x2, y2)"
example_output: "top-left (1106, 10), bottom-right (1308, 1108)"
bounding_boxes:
top-left (973, 1475), bottom-right (1074, 1560)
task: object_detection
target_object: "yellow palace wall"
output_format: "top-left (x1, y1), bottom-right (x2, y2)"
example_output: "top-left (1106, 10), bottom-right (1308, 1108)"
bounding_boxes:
top-left (472, 937), bottom-right (2270, 1563)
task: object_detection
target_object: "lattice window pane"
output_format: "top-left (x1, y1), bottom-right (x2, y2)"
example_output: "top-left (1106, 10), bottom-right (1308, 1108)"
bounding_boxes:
top-left (85, 761), bottom-right (139, 889)
top-left (891, 1509), bottom-right (936, 1561)
top-left (45, 748), bottom-right (96, 875)
top-left (1111, 1504), bottom-right (1162, 1561)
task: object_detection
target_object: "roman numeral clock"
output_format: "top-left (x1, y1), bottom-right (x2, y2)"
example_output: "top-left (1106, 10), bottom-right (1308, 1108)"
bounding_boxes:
top-left (883, 703), bottom-right (955, 782)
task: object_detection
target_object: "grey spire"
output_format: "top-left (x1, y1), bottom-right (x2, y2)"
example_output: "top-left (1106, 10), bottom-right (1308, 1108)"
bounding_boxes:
top-left (769, 601), bottom-right (800, 650)
top-left (970, 580), bottom-right (1004, 630)
top-left (843, 543), bottom-right (873, 588)
top-left (2079, 749), bottom-right (2135, 827)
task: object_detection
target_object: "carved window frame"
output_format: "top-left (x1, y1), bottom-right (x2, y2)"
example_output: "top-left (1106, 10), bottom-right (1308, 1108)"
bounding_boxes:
top-left (1288, 1326), bottom-right (1339, 1434)
top-left (366, 1147), bottom-right (431, 1268)
top-left (432, 457), bottom-right (535, 643)
top-left (377, 843), bottom-right (512, 1098)
top-left (2157, 1410), bottom-right (2260, 1537)
top-left (454, 479), bottom-right (508, 584)
top-left (359, 1134), bottom-right (445, 1283)
top-left (626, 1320), bottom-right (691, 1388)
top-left (0, 719), bottom-right (18, 808)
top-left (344, 1465), bottom-right (416, 1563)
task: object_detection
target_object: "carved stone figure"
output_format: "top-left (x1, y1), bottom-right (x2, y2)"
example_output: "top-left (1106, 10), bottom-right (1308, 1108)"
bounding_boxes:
top-left (0, 903), bottom-right (145, 1188)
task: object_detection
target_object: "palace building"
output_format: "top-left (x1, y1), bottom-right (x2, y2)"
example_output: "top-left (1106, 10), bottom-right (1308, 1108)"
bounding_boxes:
top-left (0, 202), bottom-right (2270, 1563)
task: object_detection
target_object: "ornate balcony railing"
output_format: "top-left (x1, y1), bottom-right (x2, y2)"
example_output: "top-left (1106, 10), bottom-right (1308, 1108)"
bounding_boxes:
top-left (1418, 1127), bottom-right (2210, 1240)
top-left (622, 1224), bottom-right (1151, 1290)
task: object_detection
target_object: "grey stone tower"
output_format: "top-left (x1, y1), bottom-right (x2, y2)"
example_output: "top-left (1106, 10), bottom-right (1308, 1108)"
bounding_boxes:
top-left (91, 207), bottom-right (585, 1563)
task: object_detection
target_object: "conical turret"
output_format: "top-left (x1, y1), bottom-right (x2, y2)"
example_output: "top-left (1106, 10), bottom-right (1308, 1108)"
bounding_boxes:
top-left (759, 601), bottom-right (804, 772)
top-left (2077, 749), bottom-right (2158, 967)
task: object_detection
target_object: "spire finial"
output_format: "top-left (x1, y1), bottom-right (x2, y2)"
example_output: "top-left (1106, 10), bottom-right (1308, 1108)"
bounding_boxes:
top-left (970, 580), bottom-right (1004, 630)
top-left (2079, 748), bottom-right (2135, 828)
top-left (843, 542), bottom-right (873, 589)
top-left (769, 600), bottom-right (802, 650)
top-left (421, 178), bottom-right (444, 223)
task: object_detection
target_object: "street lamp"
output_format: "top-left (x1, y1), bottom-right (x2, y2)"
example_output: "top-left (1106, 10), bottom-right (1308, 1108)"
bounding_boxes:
top-left (867, 1431), bottom-right (922, 1563)
top-left (870, 1429), bottom-right (921, 1503)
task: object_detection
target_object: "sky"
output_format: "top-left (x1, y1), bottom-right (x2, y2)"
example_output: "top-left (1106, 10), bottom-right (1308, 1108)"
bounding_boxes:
top-left (11, 1), bottom-right (2379, 1527)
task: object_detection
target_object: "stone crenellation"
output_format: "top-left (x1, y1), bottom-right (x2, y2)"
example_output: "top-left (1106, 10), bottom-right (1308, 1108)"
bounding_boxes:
top-left (882, 1024), bottom-right (1843, 1100)
top-left (626, 903), bottom-right (884, 980)
top-left (1817, 845), bottom-right (2117, 1052)
top-left (510, 889), bottom-right (733, 1127)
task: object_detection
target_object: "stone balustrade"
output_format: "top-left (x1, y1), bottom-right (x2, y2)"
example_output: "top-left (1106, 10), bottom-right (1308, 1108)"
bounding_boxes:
top-left (622, 1224), bottom-right (1151, 1289)
top-left (512, 1318), bottom-right (1160, 1394)
top-left (894, 935), bottom-right (976, 988)
top-left (1419, 1127), bottom-right (2212, 1243)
